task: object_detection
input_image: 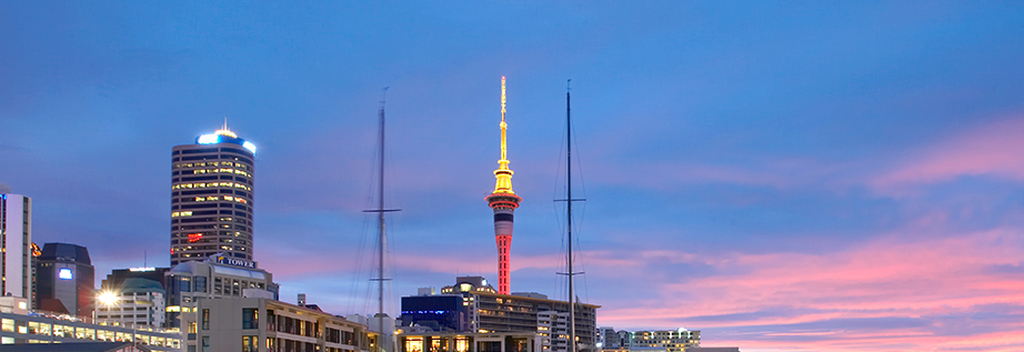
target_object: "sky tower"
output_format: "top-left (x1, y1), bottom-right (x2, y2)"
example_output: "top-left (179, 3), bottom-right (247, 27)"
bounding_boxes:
top-left (487, 76), bottom-right (522, 295)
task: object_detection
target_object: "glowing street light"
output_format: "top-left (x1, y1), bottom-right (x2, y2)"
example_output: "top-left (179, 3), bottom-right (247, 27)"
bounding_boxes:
top-left (98, 291), bottom-right (119, 307)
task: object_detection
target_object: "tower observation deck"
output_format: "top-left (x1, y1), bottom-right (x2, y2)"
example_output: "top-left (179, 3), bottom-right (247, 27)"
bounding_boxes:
top-left (486, 76), bottom-right (522, 295)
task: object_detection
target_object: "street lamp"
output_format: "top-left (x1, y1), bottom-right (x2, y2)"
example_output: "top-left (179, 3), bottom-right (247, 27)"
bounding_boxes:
top-left (96, 290), bottom-right (119, 328)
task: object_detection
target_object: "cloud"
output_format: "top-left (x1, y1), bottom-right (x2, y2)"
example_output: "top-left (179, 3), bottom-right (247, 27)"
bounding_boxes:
top-left (594, 227), bottom-right (1024, 351)
top-left (872, 117), bottom-right (1024, 192)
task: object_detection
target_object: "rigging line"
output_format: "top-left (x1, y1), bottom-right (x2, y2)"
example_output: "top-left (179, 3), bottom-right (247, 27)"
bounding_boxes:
top-left (346, 99), bottom-right (383, 315)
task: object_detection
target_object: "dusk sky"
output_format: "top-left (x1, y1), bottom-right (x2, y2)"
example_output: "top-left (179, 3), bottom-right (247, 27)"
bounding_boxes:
top-left (3, 2), bottom-right (1024, 351)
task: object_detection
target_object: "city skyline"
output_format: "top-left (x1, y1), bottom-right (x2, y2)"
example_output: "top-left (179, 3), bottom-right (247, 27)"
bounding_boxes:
top-left (3, 2), bottom-right (1024, 351)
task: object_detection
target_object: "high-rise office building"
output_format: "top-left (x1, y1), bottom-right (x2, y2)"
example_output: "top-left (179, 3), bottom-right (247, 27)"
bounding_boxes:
top-left (486, 77), bottom-right (522, 295)
top-left (170, 124), bottom-right (257, 266)
top-left (34, 242), bottom-right (94, 317)
top-left (0, 191), bottom-right (32, 301)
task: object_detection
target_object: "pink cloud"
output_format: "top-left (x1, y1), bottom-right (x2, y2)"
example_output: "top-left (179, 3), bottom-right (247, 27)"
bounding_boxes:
top-left (595, 228), bottom-right (1024, 351)
top-left (873, 117), bottom-right (1024, 191)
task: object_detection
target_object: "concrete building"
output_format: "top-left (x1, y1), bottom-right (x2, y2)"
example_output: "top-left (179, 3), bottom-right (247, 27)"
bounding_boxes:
top-left (1, 296), bottom-right (181, 350)
top-left (95, 277), bottom-right (167, 329)
top-left (164, 255), bottom-right (278, 328)
top-left (34, 243), bottom-right (94, 318)
top-left (402, 277), bottom-right (600, 352)
top-left (181, 296), bottom-right (376, 352)
top-left (171, 124), bottom-right (257, 266)
top-left (0, 192), bottom-right (32, 302)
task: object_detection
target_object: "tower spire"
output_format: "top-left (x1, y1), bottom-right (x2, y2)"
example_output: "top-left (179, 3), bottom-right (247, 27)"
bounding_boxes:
top-left (487, 76), bottom-right (522, 296)
top-left (494, 76), bottom-right (514, 194)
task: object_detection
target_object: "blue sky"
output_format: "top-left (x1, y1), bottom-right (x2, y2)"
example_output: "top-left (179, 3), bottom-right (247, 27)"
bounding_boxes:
top-left (4, 2), bottom-right (1024, 351)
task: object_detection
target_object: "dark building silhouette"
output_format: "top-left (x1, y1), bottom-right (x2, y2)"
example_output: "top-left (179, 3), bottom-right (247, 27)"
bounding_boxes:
top-left (100, 267), bottom-right (170, 291)
top-left (34, 242), bottom-right (94, 317)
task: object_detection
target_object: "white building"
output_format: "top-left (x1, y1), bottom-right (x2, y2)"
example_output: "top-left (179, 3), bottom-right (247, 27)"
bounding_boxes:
top-left (0, 191), bottom-right (32, 302)
top-left (95, 278), bottom-right (167, 329)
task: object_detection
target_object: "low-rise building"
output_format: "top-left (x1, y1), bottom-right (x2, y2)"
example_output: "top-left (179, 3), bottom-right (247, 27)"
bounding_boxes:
top-left (181, 296), bottom-right (376, 352)
top-left (1, 296), bottom-right (181, 351)
top-left (164, 254), bottom-right (279, 328)
top-left (95, 278), bottom-right (167, 329)
top-left (402, 277), bottom-right (600, 352)
top-left (630, 329), bottom-right (700, 352)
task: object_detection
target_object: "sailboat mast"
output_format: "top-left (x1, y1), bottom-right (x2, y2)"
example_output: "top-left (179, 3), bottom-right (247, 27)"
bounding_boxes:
top-left (377, 97), bottom-right (386, 348)
top-left (566, 81), bottom-right (576, 352)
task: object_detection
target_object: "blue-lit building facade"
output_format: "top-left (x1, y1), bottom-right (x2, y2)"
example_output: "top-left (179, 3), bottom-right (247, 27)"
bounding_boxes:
top-left (171, 125), bottom-right (257, 266)
top-left (401, 294), bottom-right (470, 332)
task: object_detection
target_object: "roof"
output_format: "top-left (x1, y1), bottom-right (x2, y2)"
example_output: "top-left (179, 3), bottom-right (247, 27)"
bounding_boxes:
top-left (38, 242), bottom-right (91, 264)
top-left (121, 277), bottom-right (166, 294)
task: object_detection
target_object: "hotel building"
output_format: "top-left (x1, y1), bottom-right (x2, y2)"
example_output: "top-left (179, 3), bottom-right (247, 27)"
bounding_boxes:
top-left (171, 125), bottom-right (257, 266)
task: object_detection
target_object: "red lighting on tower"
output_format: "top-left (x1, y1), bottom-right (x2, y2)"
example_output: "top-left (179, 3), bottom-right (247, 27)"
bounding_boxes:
top-left (486, 76), bottom-right (522, 295)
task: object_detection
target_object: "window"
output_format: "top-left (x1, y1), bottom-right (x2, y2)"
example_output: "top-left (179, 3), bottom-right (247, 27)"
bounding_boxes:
top-left (202, 336), bottom-right (210, 352)
top-left (195, 276), bottom-right (208, 293)
top-left (202, 309), bottom-right (210, 330)
top-left (243, 335), bottom-right (258, 352)
top-left (242, 308), bottom-right (259, 329)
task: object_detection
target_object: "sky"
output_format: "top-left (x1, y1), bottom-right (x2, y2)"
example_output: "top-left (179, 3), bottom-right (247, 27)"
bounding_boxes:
top-left (2, 1), bottom-right (1024, 351)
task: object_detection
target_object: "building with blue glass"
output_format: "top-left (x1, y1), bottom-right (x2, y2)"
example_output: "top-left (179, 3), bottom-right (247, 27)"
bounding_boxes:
top-left (170, 124), bottom-right (257, 266)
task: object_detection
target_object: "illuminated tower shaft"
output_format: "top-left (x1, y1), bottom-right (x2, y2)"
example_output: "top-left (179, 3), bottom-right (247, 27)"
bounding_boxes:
top-left (486, 76), bottom-right (522, 295)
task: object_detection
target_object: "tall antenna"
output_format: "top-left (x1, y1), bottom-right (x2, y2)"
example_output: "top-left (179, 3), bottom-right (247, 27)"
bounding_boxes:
top-left (364, 87), bottom-right (400, 352)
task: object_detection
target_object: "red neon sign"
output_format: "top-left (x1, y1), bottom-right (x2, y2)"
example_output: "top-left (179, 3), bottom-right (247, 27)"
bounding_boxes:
top-left (188, 233), bottom-right (203, 243)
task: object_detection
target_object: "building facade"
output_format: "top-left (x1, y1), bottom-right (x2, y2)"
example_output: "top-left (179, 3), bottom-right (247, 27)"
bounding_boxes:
top-left (164, 256), bottom-right (278, 328)
top-left (397, 330), bottom-right (539, 352)
top-left (403, 277), bottom-right (600, 352)
top-left (537, 311), bottom-right (568, 352)
top-left (0, 192), bottom-right (32, 302)
top-left (34, 243), bottom-right (94, 318)
top-left (171, 125), bottom-right (257, 266)
top-left (1, 296), bottom-right (181, 350)
top-left (630, 329), bottom-right (700, 352)
top-left (181, 297), bottom-right (376, 352)
top-left (95, 277), bottom-right (167, 329)
top-left (597, 328), bottom-right (703, 352)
